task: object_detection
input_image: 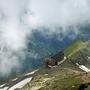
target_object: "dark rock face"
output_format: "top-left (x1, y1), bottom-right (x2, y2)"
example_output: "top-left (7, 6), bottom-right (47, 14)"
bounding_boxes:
top-left (51, 51), bottom-right (64, 62)
top-left (69, 49), bottom-right (89, 66)
top-left (78, 83), bottom-right (90, 90)
top-left (45, 51), bottom-right (64, 67)
top-left (45, 58), bottom-right (56, 68)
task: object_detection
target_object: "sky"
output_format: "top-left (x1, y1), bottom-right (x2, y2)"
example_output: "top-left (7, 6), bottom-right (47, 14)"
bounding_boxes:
top-left (0, 0), bottom-right (90, 76)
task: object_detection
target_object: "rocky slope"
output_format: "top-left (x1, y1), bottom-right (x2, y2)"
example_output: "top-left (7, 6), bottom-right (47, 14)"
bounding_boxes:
top-left (0, 40), bottom-right (90, 90)
top-left (21, 40), bottom-right (90, 90)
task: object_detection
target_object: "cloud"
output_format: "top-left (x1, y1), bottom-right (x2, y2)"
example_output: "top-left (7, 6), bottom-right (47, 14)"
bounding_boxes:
top-left (0, 0), bottom-right (29, 76)
top-left (27, 0), bottom-right (90, 27)
top-left (25, 0), bottom-right (90, 40)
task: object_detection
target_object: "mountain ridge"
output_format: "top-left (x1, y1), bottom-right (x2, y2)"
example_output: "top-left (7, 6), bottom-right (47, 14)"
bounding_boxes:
top-left (0, 40), bottom-right (90, 90)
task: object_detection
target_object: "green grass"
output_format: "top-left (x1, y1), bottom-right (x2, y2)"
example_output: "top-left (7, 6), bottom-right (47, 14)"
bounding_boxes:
top-left (39, 74), bottom-right (83, 90)
top-left (64, 40), bottom-right (86, 58)
top-left (21, 67), bottom-right (87, 90)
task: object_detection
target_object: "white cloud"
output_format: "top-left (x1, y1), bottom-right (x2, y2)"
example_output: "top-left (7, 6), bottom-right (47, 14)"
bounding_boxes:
top-left (0, 0), bottom-right (29, 76)
top-left (29, 0), bottom-right (90, 27)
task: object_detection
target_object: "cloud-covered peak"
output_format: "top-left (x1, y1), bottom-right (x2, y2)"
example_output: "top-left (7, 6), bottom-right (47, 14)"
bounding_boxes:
top-left (0, 0), bottom-right (90, 76)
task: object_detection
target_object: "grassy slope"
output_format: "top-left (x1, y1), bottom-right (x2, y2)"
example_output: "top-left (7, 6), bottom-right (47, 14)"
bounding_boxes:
top-left (21, 67), bottom-right (90, 90)
top-left (64, 40), bottom-right (86, 58)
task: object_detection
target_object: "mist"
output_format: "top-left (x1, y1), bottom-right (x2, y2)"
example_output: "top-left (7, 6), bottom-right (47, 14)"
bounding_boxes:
top-left (29, 0), bottom-right (90, 27)
top-left (0, 0), bottom-right (29, 76)
top-left (0, 0), bottom-right (90, 76)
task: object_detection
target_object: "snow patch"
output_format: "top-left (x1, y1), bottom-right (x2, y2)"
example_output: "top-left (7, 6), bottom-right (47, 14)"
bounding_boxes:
top-left (76, 63), bottom-right (90, 72)
top-left (0, 84), bottom-right (6, 88)
top-left (79, 65), bottom-right (90, 72)
top-left (8, 77), bottom-right (32, 90)
top-left (25, 69), bottom-right (38, 76)
top-left (0, 87), bottom-right (8, 90)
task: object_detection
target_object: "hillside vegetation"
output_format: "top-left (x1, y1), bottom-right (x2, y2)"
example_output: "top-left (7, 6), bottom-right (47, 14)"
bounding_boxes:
top-left (64, 40), bottom-right (86, 58)
top-left (1, 40), bottom-right (89, 90)
top-left (20, 67), bottom-right (90, 90)
top-left (20, 40), bottom-right (90, 90)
